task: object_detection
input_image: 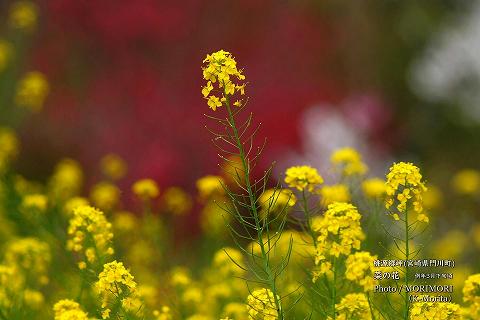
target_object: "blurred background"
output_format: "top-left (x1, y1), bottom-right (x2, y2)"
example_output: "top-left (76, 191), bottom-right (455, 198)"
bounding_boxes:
top-left (1, 0), bottom-right (479, 216)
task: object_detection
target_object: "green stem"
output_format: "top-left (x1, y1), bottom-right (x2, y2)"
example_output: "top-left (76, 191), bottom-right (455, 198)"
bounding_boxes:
top-left (224, 98), bottom-right (284, 319)
top-left (404, 211), bottom-right (410, 320)
top-left (332, 256), bottom-right (337, 319)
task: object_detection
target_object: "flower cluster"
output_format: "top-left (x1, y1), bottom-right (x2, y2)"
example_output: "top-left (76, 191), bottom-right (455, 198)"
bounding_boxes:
top-left (334, 293), bottom-right (371, 320)
top-left (385, 162), bottom-right (428, 222)
top-left (284, 165), bottom-right (323, 192)
top-left (463, 273), bottom-right (480, 315)
top-left (53, 299), bottom-right (88, 320)
top-left (246, 288), bottom-right (279, 320)
top-left (410, 299), bottom-right (462, 320)
top-left (201, 50), bottom-right (246, 111)
top-left (4, 237), bottom-right (51, 286)
top-left (330, 147), bottom-right (368, 176)
top-left (95, 260), bottom-right (138, 319)
top-left (66, 205), bottom-right (114, 269)
top-left (313, 202), bottom-right (364, 277)
top-left (345, 251), bottom-right (377, 292)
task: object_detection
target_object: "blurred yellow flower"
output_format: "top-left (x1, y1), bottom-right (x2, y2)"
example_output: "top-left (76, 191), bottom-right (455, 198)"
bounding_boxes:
top-left (15, 71), bottom-right (49, 111)
top-left (4, 237), bottom-right (51, 286)
top-left (452, 169), bottom-right (480, 195)
top-left (319, 184), bottom-right (350, 206)
top-left (100, 153), bottom-right (127, 181)
top-left (212, 247), bottom-right (245, 277)
top-left (90, 181), bottom-right (120, 211)
top-left (63, 196), bottom-right (89, 216)
top-left (331, 147), bottom-right (368, 176)
top-left (423, 184), bottom-right (443, 210)
top-left (21, 193), bottom-right (48, 213)
top-left (196, 175), bottom-right (225, 200)
top-left (258, 188), bottom-right (296, 218)
top-left (431, 230), bottom-right (468, 260)
top-left (23, 289), bottom-right (44, 310)
top-left (48, 158), bottom-right (84, 201)
top-left (161, 186), bottom-right (193, 215)
top-left (8, 1), bottom-right (38, 32)
top-left (132, 178), bottom-right (159, 200)
top-left (362, 178), bottom-right (386, 198)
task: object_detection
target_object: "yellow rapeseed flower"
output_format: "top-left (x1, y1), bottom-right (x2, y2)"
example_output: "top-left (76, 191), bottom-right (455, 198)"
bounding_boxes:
top-left (385, 162), bottom-right (427, 222)
top-left (345, 251), bottom-right (378, 292)
top-left (15, 71), bottom-right (49, 111)
top-left (8, 1), bottom-right (38, 32)
top-left (4, 237), bottom-right (51, 286)
top-left (90, 181), bottom-right (120, 211)
top-left (201, 50), bottom-right (246, 111)
top-left (132, 178), bottom-right (159, 200)
top-left (334, 293), bottom-right (371, 320)
top-left (196, 175), bottom-right (225, 200)
top-left (66, 205), bottom-right (114, 268)
top-left (313, 202), bottom-right (364, 279)
top-left (258, 188), bottom-right (296, 218)
top-left (319, 184), bottom-right (351, 207)
top-left (330, 147), bottom-right (368, 176)
top-left (463, 274), bottom-right (480, 315)
top-left (21, 193), bottom-right (48, 213)
top-left (48, 158), bottom-right (84, 200)
top-left (362, 178), bottom-right (386, 199)
top-left (410, 299), bottom-right (462, 320)
top-left (95, 260), bottom-right (137, 318)
top-left (161, 186), bottom-right (193, 215)
top-left (100, 153), bottom-right (127, 181)
top-left (246, 288), bottom-right (279, 320)
top-left (451, 169), bottom-right (480, 195)
top-left (53, 299), bottom-right (88, 320)
top-left (284, 165), bottom-right (323, 192)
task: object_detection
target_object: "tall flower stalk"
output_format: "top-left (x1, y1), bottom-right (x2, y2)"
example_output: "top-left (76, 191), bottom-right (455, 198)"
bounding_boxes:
top-left (385, 162), bottom-right (428, 319)
top-left (201, 50), bottom-right (288, 319)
